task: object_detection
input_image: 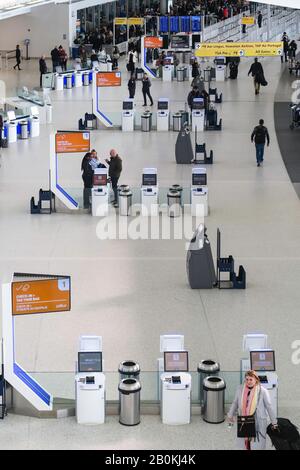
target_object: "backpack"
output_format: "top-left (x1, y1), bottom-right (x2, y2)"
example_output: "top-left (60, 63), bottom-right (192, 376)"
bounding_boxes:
top-left (267, 418), bottom-right (300, 450)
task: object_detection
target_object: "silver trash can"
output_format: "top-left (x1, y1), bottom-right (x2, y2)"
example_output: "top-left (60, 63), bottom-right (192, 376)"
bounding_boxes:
top-left (118, 361), bottom-right (140, 380)
top-left (177, 67), bottom-right (185, 82)
top-left (173, 113), bottom-right (182, 131)
top-left (167, 189), bottom-right (181, 217)
top-left (204, 69), bottom-right (211, 82)
top-left (198, 360), bottom-right (220, 407)
top-left (119, 378), bottom-right (141, 426)
top-left (20, 120), bottom-right (29, 139)
top-left (119, 189), bottom-right (133, 216)
top-left (141, 113), bottom-right (151, 132)
top-left (66, 74), bottom-right (73, 89)
top-left (83, 72), bottom-right (90, 86)
top-left (203, 376), bottom-right (226, 424)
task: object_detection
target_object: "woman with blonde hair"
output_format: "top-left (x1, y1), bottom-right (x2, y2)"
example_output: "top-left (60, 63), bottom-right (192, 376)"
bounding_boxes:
top-left (227, 370), bottom-right (278, 450)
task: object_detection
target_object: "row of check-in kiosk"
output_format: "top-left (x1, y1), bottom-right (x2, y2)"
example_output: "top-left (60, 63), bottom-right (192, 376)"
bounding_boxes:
top-left (1, 107), bottom-right (42, 143)
top-left (75, 333), bottom-right (278, 426)
top-left (91, 167), bottom-right (208, 217)
top-left (122, 98), bottom-right (207, 133)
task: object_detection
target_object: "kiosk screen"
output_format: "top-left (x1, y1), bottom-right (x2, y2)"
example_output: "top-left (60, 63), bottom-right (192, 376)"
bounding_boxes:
top-left (192, 98), bottom-right (204, 110)
top-left (250, 350), bottom-right (275, 372)
top-left (123, 101), bottom-right (133, 110)
top-left (78, 352), bottom-right (102, 372)
top-left (164, 351), bottom-right (189, 372)
top-left (93, 173), bottom-right (107, 186)
top-left (192, 172), bottom-right (207, 186)
top-left (158, 101), bottom-right (169, 110)
top-left (142, 174), bottom-right (157, 186)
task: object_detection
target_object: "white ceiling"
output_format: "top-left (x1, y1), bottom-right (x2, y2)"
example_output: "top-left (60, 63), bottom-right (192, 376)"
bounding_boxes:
top-left (253, 0), bottom-right (299, 9)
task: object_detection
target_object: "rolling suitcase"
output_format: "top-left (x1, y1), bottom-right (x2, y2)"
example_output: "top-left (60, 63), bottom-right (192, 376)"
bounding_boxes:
top-left (229, 63), bottom-right (238, 79)
top-left (267, 418), bottom-right (300, 450)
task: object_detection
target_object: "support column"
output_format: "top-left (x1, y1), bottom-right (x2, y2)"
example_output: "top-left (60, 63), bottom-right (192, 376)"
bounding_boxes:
top-left (267, 4), bottom-right (271, 42)
top-left (160, 0), bottom-right (167, 15)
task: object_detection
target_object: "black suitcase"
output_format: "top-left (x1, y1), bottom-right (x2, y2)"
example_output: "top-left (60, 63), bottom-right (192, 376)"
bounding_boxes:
top-left (1, 138), bottom-right (8, 148)
top-left (229, 63), bottom-right (238, 79)
top-left (207, 110), bottom-right (217, 127)
top-left (267, 418), bottom-right (300, 450)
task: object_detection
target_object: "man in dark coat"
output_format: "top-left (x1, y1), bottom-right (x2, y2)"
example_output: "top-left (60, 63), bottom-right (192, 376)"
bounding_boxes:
top-left (13, 45), bottom-right (21, 70)
top-left (105, 149), bottom-right (122, 207)
top-left (39, 55), bottom-right (47, 88)
top-left (248, 58), bottom-right (265, 95)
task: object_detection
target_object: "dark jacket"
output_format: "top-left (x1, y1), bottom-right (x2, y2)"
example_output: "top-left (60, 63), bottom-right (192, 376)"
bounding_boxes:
top-left (39, 58), bottom-right (47, 74)
top-left (51, 48), bottom-right (60, 63)
top-left (248, 61), bottom-right (264, 78)
top-left (16, 48), bottom-right (21, 60)
top-left (251, 125), bottom-right (270, 145)
top-left (81, 157), bottom-right (93, 188)
top-left (128, 78), bottom-right (136, 92)
top-left (192, 63), bottom-right (200, 78)
top-left (142, 77), bottom-right (151, 92)
top-left (107, 156), bottom-right (122, 178)
top-left (187, 90), bottom-right (200, 109)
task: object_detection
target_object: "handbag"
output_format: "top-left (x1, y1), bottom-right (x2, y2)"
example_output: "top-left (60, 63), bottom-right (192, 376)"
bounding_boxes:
top-left (237, 414), bottom-right (256, 438)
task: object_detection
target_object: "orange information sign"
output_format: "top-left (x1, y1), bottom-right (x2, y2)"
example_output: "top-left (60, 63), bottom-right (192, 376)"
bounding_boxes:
top-left (144, 36), bottom-right (163, 48)
top-left (12, 278), bottom-right (71, 316)
top-left (96, 71), bottom-right (121, 87)
top-left (55, 132), bottom-right (90, 154)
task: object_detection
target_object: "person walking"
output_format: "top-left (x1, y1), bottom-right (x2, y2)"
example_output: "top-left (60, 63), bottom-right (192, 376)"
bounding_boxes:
top-left (281, 32), bottom-right (289, 63)
top-left (128, 74), bottom-right (136, 99)
top-left (105, 149), bottom-right (122, 208)
top-left (288, 40), bottom-right (298, 65)
top-left (142, 73), bottom-right (153, 106)
top-left (13, 45), bottom-right (21, 70)
top-left (257, 11), bottom-right (263, 29)
top-left (248, 58), bottom-right (265, 95)
top-left (227, 370), bottom-right (278, 450)
top-left (39, 55), bottom-right (47, 88)
top-left (251, 119), bottom-right (270, 167)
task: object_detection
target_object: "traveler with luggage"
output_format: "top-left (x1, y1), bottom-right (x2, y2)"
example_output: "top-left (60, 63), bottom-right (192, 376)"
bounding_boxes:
top-left (248, 58), bottom-right (267, 95)
top-left (288, 40), bottom-right (298, 65)
top-left (267, 418), bottom-right (300, 450)
top-left (251, 119), bottom-right (270, 167)
top-left (227, 370), bottom-right (278, 450)
top-left (187, 86), bottom-right (200, 111)
top-left (281, 32), bottom-right (289, 63)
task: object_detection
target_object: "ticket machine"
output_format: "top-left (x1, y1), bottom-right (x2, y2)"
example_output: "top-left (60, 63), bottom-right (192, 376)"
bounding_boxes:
top-left (157, 99), bottom-right (169, 131)
top-left (215, 57), bottom-right (226, 82)
top-left (191, 168), bottom-right (208, 217)
top-left (161, 350), bottom-right (191, 425)
top-left (30, 106), bottom-right (40, 138)
top-left (91, 168), bottom-right (109, 216)
top-left (122, 99), bottom-right (135, 132)
top-left (162, 57), bottom-right (173, 82)
top-left (240, 334), bottom-right (278, 417)
top-left (75, 335), bottom-right (105, 425)
top-left (192, 98), bottom-right (205, 132)
top-left (141, 168), bottom-right (159, 216)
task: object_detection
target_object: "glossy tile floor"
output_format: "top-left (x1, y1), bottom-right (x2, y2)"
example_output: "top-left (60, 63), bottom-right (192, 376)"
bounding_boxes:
top-left (0, 55), bottom-right (300, 449)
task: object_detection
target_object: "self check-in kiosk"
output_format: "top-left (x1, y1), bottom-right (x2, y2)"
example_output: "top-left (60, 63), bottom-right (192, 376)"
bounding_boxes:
top-left (191, 168), bottom-right (208, 217)
top-left (141, 168), bottom-right (158, 216)
top-left (91, 168), bottom-right (109, 216)
top-left (192, 98), bottom-right (205, 132)
top-left (162, 57), bottom-right (173, 82)
top-left (75, 335), bottom-right (105, 425)
top-left (241, 334), bottom-right (278, 417)
top-left (122, 99), bottom-right (135, 132)
top-left (215, 56), bottom-right (226, 82)
top-left (161, 351), bottom-right (191, 425)
top-left (157, 99), bottom-right (169, 132)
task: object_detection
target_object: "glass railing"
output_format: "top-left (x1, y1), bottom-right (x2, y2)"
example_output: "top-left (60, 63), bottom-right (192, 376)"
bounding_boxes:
top-left (17, 88), bottom-right (45, 107)
top-left (29, 371), bottom-right (241, 405)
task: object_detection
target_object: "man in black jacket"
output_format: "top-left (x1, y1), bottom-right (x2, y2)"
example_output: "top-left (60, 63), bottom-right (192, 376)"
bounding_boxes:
top-left (39, 55), bottom-right (47, 88)
top-left (13, 45), bottom-right (21, 70)
top-left (105, 149), bottom-right (122, 207)
top-left (142, 73), bottom-right (153, 106)
top-left (51, 46), bottom-right (60, 72)
top-left (248, 58), bottom-right (264, 95)
top-left (251, 119), bottom-right (270, 167)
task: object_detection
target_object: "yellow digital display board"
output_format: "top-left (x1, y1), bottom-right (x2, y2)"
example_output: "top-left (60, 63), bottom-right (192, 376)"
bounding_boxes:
top-left (195, 42), bottom-right (283, 57)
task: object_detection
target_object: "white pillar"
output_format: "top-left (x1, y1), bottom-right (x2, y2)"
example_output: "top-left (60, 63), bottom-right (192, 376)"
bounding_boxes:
top-left (267, 4), bottom-right (271, 42)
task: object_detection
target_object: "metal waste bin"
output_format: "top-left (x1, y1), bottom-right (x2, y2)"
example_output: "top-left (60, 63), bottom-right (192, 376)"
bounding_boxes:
top-left (198, 360), bottom-right (220, 407)
top-left (204, 68), bottom-right (211, 83)
top-left (119, 189), bottom-right (133, 216)
top-left (173, 113), bottom-right (182, 131)
top-left (177, 67), bottom-right (185, 82)
top-left (83, 72), bottom-right (90, 86)
top-left (7, 122), bottom-right (17, 143)
top-left (141, 113), bottom-right (151, 132)
top-left (118, 361), bottom-right (140, 380)
top-left (119, 378), bottom-right (141, 426)
top-left (46, 104), bottom-right (53, 124)
top-left (66, 74), bottom-right (73, 89)
top-left (20, 120), bottom-right (29, 139)
top-left (203, 376), bottom-right (226, 424)
top-left (167, 189), bottom-right (181, 217)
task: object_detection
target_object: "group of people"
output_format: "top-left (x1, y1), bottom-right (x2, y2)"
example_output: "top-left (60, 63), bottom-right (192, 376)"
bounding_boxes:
top-left (281, 32), bottom-right (298, 64)
top-left (127, 73), bottom-right (154, 106)
top-left (50, 45), bottom-right (68, 72)
top-left (81, 149), bottom-right (122, 209)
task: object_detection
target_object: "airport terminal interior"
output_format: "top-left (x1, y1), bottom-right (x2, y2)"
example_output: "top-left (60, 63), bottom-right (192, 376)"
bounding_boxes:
top-left (0, 0), bottom-right (300, 451)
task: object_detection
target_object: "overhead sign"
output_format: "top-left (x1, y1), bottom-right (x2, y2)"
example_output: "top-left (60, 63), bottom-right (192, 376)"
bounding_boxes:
top-left (128, 18), bottom-right (144, 25)
top-left (12, 277), bottom-right (71, 316)
top-left (195, 42), bottom-right (283, 57)
top-left (96, 71), bottom-right (121, 87)
top-left (114, 17), bottom-right (127, 25)
top-left (144, 36), bottom-right (163, 49)
top-left (55, 132), bottom-right (90, 154)
top-left (241, 17), bottom-right (255, 25)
